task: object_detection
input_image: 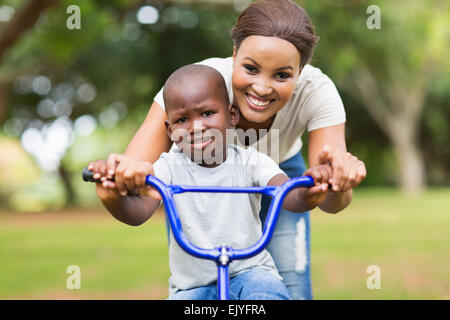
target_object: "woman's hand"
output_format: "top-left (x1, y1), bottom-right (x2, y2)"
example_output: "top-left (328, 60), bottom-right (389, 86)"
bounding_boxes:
top-left (317, 145), bottom-right (366, 193)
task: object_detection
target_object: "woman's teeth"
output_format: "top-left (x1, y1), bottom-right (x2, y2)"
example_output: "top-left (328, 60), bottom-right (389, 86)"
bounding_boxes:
top-left (248, 95), bottom-right (271, 107)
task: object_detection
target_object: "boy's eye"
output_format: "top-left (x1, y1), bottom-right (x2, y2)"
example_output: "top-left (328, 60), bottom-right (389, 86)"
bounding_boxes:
top-left (244, 64), bottom-right (258, 73)
top-left (202, 111), bottom-right (214, 117)
top-left (175, 118), bottom-right (186, 123)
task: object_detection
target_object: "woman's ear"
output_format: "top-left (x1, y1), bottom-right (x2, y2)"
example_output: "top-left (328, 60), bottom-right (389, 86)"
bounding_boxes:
top-left (228, 104), bottom-right (240, 127)
top-left (232, 45), bottom-right (237, 61)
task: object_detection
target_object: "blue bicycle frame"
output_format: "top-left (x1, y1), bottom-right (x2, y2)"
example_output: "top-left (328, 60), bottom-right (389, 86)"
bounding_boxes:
top-left (82, 168), bottom-right (314, 300)
top-left (145, 175), bottom-right (315, 300)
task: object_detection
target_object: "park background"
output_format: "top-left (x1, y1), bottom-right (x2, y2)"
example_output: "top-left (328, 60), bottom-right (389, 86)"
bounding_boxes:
top-left (0, 0), bottom-right (448, 299)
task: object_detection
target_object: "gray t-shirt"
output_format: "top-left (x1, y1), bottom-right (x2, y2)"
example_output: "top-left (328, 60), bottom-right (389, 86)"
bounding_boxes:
top-left (153, 144), bottom-right (285, 294)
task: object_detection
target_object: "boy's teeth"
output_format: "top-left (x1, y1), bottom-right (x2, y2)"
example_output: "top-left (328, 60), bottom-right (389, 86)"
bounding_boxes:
top-left (193, 136), bottom-right (210, 143)
top-left (248, 95), bottom-right (271, 106)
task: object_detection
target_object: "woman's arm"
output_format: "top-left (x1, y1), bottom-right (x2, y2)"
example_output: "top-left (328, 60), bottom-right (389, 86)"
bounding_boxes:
top-left (308, 123), bottom-right (366, 213)
top-left (125, 101), bottom-right (172, 162)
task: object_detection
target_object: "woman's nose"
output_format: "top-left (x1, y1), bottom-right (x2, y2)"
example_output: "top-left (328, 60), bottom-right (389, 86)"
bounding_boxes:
top-left (251, 81), bottom-right (273, 96)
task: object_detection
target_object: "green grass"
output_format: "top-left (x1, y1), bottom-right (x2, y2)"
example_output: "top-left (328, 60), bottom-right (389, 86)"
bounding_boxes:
top-left (0, 188), bottom-right (449, 299)
top-left (0, 209), bottom-right (170, 299)
top-left (310, 188), bottom-right (450, 300)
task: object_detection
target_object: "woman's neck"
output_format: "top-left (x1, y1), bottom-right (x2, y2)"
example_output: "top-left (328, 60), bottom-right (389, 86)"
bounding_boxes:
top-left (237, 114), bottom-right (276, 131)
top-left (235, 113), bottom-right (276, 146)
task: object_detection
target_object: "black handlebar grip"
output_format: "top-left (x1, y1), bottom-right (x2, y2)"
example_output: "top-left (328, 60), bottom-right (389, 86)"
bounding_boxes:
top-left (82, 167), bottom-right (101, 183)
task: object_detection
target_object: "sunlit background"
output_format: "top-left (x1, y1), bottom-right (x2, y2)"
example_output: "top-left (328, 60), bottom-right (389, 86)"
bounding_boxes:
top-left (0, 0), bottom-right (449, 300)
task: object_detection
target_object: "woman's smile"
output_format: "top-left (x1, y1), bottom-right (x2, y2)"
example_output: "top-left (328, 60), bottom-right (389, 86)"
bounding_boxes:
top-left (246, 93), bottom-right (275, 111)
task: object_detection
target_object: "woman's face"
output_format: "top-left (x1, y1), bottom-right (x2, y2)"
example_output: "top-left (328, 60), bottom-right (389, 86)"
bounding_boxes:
top-left (232, 35), bottom-right (301, 125)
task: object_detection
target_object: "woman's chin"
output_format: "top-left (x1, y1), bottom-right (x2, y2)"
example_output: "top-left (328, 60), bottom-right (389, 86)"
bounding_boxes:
top-left (240, 108), bottom-right (274, 124)
top-left (235, 100), bottom-right (276, 124)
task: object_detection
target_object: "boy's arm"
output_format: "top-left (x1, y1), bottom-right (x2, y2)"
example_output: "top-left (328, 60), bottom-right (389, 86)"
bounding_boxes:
top-left (99, 191), bottom-right (160, 226)
top-left (90, 155), bottom-right (166, 226)
top-left (250, 149), bottom-right (330, 213)
top-left (267, 164), bottom-right (332, 213)
top-left (267, 174), bottom-right (317, 213)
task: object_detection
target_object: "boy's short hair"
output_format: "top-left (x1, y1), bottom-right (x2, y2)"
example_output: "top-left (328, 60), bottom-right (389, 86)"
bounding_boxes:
top-left (163, 64), bottom-right (230, 112)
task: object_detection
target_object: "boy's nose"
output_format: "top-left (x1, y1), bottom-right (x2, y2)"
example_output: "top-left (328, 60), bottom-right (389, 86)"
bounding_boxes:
top-left (188, 120), bottom-right (206, 133)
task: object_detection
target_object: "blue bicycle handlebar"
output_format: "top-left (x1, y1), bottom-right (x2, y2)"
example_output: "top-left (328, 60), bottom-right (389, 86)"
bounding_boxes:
top-left (83, 167), bottom-right (315, 299)
top-left (144, 174), bottom-right (315, 262)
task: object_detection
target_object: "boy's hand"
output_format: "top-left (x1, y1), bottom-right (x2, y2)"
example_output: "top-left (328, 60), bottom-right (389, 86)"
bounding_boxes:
top-left (88, 160), bottom-right (121, 202)
top-left (113, 155), bottom-right (161, 200)
top-left (300, 164), bottom-right (332, 207)
top-left (88, 155), bottom-right (162, 201)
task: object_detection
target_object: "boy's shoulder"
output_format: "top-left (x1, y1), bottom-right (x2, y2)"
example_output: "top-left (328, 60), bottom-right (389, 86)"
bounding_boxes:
top-left (227, 144), bottom-right (259, 163)
top-left (230, 144), bottom-right (275, 164)
top-left (156, 149), bottom-right (191, 166)
top-left (230, 144), bottom-right (285, 187)
top-left (228, 145), bottom-right (282, 182)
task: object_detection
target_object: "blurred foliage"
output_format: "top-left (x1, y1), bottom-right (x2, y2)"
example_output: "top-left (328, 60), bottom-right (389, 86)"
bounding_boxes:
top-left (304, 0), bottom-right (450, 188)
top-left (0, 0), bottom-right (449, 210)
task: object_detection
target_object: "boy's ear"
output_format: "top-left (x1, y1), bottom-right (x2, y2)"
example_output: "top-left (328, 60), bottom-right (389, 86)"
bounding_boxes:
top-left (228, 103), bottom-right (239, 127)
top-left (164, 120), bottom-right (172, 141)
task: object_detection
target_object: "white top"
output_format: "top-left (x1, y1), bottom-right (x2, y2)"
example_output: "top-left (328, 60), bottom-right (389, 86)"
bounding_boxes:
top-left (154, 57), bottom-right (346, 163)
top-left (153, 144), bottom-right (284, 295)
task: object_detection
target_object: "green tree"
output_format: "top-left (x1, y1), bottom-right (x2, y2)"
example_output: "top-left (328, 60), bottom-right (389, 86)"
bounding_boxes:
top-left (0, 0), bottom-right (237, 207)
top-left (306, 0), bottom-right (450, 193)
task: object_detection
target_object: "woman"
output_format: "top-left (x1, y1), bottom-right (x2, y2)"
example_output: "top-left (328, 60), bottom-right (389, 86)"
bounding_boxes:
top-left (95, 0), bottom-right (366, 300)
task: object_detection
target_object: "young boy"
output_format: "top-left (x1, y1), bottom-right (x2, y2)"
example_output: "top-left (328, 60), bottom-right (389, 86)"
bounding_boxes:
top-left (89, 65), bottom-right (332, 300)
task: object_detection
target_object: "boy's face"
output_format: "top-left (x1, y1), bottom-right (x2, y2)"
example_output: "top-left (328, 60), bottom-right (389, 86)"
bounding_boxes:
top-left (165, 78), bottom-right (239, 166)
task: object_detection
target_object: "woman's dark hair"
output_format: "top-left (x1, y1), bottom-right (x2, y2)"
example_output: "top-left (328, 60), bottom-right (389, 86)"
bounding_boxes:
top-left (231, 0), bottom-right (319, 68)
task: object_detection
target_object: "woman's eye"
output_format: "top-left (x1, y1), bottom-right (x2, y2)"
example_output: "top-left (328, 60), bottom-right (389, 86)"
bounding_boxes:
top-left (202, 111), bottom-right (214, 117)
top-left (275, 72), bottom-right (291, 80)
top-left (175, 118), bottom-right (186, 123)
top-left (244, 64), bottom-right (258, 73)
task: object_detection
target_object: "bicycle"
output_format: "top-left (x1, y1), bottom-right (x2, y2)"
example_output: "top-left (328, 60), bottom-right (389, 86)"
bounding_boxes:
top-left (83, 168), bottom-right (314, 300)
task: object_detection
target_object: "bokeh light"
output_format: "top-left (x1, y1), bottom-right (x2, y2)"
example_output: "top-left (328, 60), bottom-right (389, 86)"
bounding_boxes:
top-left (0, 5), bottom-right (14, 22)
top-left (137, 6), bottom-right (159, 24)
top-left (76, 83), bottom-right (97, 103)
top-left (74, 115), bottom-right (97, 137)
top-left (32, 76), bottom-right (52, 96)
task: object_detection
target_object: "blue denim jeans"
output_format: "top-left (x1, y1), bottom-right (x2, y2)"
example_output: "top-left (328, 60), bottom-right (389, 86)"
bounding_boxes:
top-left (168, 268), bottom-right (291, 300)
top-left (259, 151), bottom-right (313, 300)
